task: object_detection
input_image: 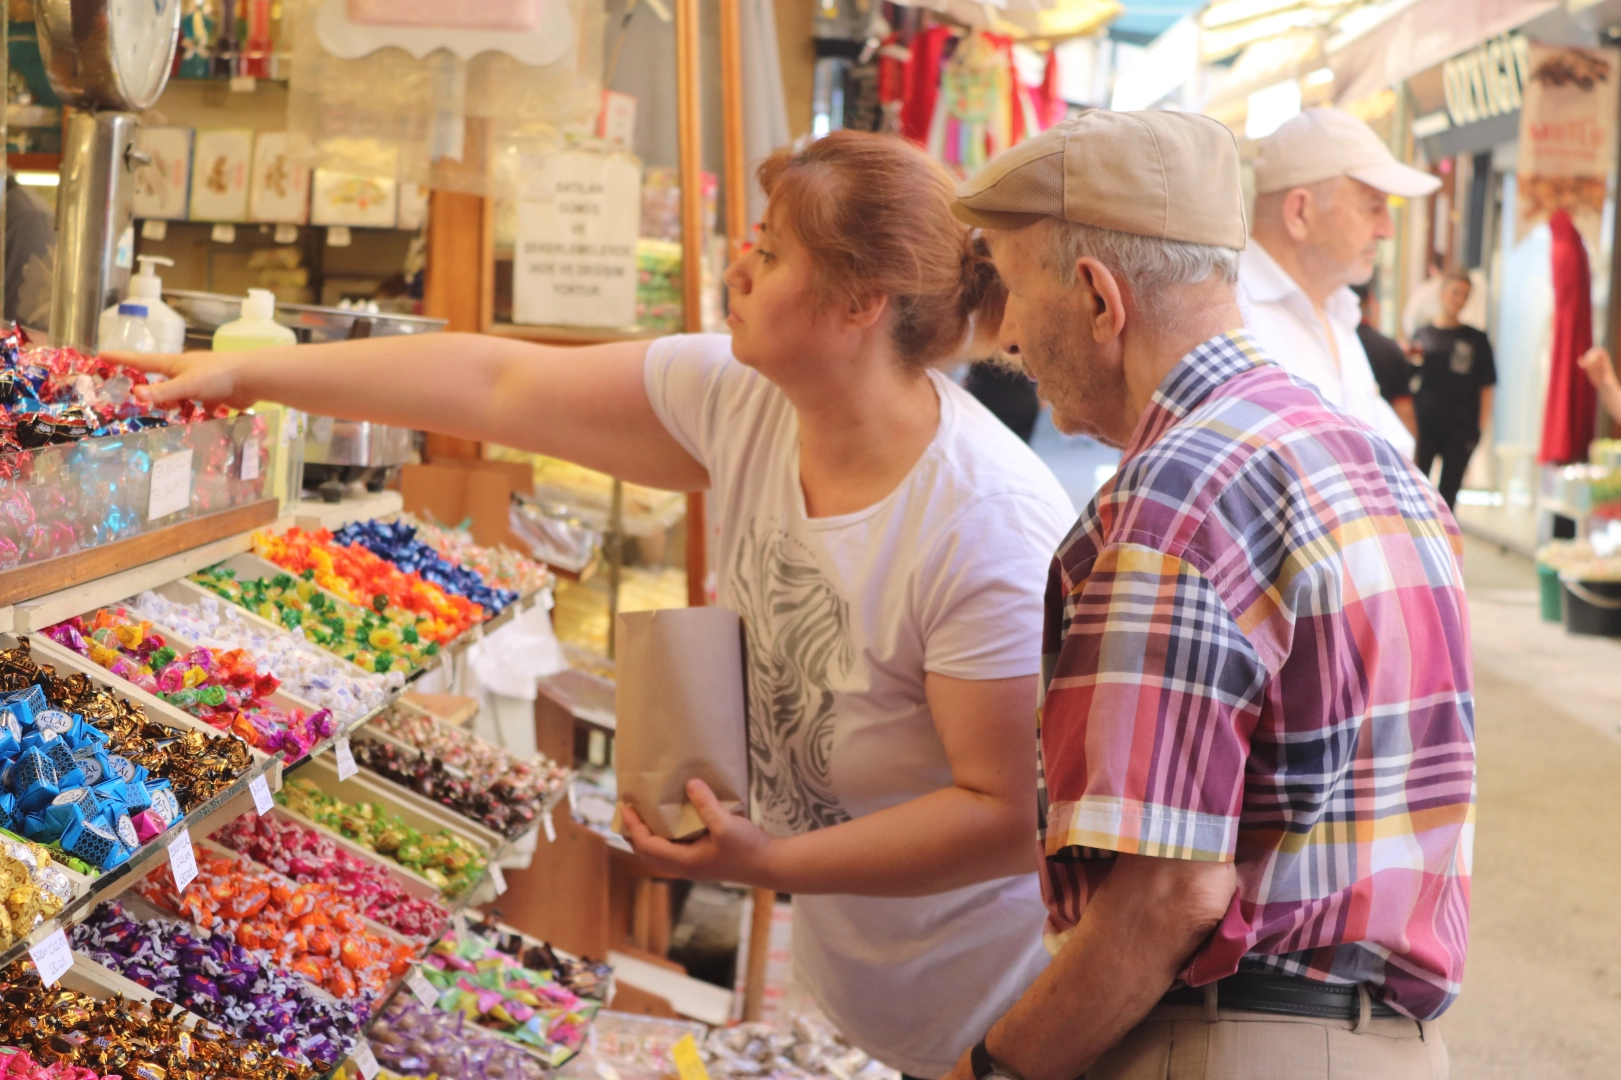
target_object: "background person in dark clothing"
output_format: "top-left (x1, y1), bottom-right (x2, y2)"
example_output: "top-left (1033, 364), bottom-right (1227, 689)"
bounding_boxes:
top-left (1352, 281), bottom-right (1416, 436)
top-left (1411, 268), bottom-right (1495, 509)
top-left (963, 359), bottom-right (1040, 443)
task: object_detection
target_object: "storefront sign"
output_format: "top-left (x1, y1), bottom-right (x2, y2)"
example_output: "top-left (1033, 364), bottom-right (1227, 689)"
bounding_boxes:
top-left (1444, 33), bottom-right (1531, 127)
top-left (514, 151), bottom-right (641, 329)
top-left (1516, 42), bottom-right (1621, 249)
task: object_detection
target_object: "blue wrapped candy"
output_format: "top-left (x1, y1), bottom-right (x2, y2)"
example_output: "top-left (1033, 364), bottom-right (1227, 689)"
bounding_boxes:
top-left (0, 685), bottom-right (44, 720)
top-left (62, 813), bottom-right (127, 869)
top-left (335, 519), bottom-right (520, 615)
top-left (29, 786), bottom-right (101, 841)
top-left (12, 746), bottom-right (60, 811)
top-left (108, 753), bottom-right (149, 787)
top-left (73, 747), bottom-right (114, 785)
top-left (33, 708), bottom-right (84, 742)
top-left (146, 781), bottom-right (181, 827)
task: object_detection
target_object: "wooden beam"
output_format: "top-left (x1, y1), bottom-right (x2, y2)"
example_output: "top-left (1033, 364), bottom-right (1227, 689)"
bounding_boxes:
top-left (423, 190), bottom-right (487, 334)
top-left (719, 0), bottom-right (748, 263)
top-left (677, 0), bottom-right (709, 609)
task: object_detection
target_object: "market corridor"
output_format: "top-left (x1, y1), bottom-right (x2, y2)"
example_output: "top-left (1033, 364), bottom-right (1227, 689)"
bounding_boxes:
top-left (1446, 537), bottom-right (1621, 1077)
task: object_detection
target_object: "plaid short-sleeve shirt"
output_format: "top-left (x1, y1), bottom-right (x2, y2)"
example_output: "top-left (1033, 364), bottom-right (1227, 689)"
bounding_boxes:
top-left (1038, 332), bottom-right (1475, 1021)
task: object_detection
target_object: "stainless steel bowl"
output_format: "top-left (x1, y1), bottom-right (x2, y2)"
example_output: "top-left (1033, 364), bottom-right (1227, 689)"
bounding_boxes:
top-left (164, 290), bottom-right (447, 345)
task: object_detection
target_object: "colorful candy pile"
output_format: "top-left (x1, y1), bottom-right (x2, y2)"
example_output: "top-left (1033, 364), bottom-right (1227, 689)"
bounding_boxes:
top-left (276, 778), bottom-right (489, 897)
top-left (254, 527), bottom-right (483, 642)
top-left (420, 926), bottom-right (600, 1064)
top-left (0, 961), bottom-right (319, 1079)
top-left (0, 836), bottom-right (74, 948)
top-left (44, 610), bottom-right (336, 759)
top-left (0, 676), bottom-right (188, 871)
top-left (71, 901), bottom-right (366, 1067)
top-left (127, 589), bottom-right (398, 722)
top-left (355, 711), bottom-right (567, 836)
top-left (367, 997), bottom-right (550, 1080)
top-left (0, 1046), bottom-right (116, 1080)
top-left (216, 811), bottom-right (450, 940)
top-left (335, 520), bottom-right (519, 615)
top-left (0, 325), bottom-right (228, 454)
top-left (700, 1016), bottom-right (901, 1080)
top-left (191, 566), bottom-right (439, 675)
top-left (0, 640), bottom-right (253, 820)
top-left (137, 847), bottom-right (416, 1001)
top-left (402, 513), bottom-right (551, 597)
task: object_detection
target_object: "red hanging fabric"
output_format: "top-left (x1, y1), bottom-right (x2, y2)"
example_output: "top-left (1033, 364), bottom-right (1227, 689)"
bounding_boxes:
top-left (1540, 208), bottom-right (1598, 465)
top-left (1032, 48), bottom-right (1067, 130)
top-left (899, 25), bottom-right (955, 145)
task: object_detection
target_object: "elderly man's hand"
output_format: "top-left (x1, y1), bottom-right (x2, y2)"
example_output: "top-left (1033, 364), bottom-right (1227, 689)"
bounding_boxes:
top-left (620, 779), bottom-right (779, 886)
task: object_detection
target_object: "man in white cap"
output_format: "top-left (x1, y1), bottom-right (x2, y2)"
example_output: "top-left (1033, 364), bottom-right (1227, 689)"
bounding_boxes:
top-left (1241, 107), bottom-right (1441, 458)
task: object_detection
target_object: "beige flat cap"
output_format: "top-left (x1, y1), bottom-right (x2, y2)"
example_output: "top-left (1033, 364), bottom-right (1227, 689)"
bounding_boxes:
top-left (951, 109), bottom-right (1247, 250)
top-left (1255, 107), bottom-right (1440, 197)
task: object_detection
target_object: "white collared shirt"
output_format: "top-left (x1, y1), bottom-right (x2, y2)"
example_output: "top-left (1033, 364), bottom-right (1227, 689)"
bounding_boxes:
top-left (1237, 242), bottom-right (1416, 458)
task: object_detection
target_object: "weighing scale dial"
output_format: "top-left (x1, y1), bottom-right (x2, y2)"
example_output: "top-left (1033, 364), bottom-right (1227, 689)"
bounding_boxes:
top-left (37, 0), bottom-right (184, 111)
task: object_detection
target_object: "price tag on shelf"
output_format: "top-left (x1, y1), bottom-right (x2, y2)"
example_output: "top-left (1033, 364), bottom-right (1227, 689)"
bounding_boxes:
top-left (542, 812), bottom-right (557, 844)
top-left (670, 1034), bottom-right (711, 1080)
top-left (168, 828), bottom-right (198, 894)
top-left (29, 928), bottom-right (73, 987)
top-left (567, 781), bottom-right (578, 816)
top-left (327, 226), bottom-right (352, 248)
top-left (489, 861), bottom-right (508, 895)
top-left (249, 773), bottom-right (274, 816)
top-left (240, 436), bottom-right (261, 481)
top-left (407, 966), bottom-right (440, 1008)
top-left (334, 737), bottom-right (358, 781)
top-left (211, 223), bottom-right (236, 244)
top-left (350, 1039), bottom-right (380, 1080)
top-left (274, 224), bottom-right (299, 244)
top-left (147, 449), bottom-right (194, 521)
top-left (141, 219), bottom-right (168, 241)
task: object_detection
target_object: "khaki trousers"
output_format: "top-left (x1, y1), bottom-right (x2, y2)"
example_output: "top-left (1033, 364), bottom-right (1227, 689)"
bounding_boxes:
top-left (1084, 995), bottom-right (1447, 1080)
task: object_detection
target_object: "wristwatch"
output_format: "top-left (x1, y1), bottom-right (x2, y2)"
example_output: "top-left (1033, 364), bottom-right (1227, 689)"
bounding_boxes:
top-left (970, 1039), bottom-right (1022, 1080)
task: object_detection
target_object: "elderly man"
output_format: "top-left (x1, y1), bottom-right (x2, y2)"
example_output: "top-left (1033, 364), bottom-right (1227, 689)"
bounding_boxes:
top-left (1241, 108), bottom-right (1440, 458)
top-left (946, 110), bottom-right (1474, 1080)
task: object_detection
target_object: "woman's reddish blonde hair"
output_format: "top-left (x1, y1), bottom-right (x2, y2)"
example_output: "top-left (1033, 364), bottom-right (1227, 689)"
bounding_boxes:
top-left (757, 131), bottom-right (1004, 368)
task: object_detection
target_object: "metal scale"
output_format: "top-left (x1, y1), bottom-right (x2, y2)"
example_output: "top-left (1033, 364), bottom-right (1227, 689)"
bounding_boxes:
top-left (36, 0), bottom-right (184, 349)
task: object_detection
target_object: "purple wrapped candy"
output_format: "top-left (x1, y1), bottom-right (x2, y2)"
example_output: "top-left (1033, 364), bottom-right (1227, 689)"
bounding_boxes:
top-left (68, 900), bottom-right (367, 1069)
top-left (369, 996), bottom-right (551, 1080)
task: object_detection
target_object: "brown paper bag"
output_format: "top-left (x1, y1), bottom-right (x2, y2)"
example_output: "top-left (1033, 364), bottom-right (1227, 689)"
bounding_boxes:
top-left (611, 607), bottom-right (749, 841)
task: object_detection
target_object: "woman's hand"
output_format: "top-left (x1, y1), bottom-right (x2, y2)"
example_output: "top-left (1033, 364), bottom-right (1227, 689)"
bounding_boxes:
top-left (620, 779), bottom-right (780, 887)
top-left (106, 350), bottom-right (266, 411)
top-left (1579, 346), bottom-right (1618, 393)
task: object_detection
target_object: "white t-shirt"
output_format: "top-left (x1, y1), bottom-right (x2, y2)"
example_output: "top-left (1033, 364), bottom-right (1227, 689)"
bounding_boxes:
top-left (645, 335), bottom-right (1074, 1078)
top-left (1238, 242), bottom-right (1417, 458)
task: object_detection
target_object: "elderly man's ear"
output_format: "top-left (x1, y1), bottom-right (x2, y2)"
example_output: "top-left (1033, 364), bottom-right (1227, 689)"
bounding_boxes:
top-left (1074, 257), bottom-right (1128, 345)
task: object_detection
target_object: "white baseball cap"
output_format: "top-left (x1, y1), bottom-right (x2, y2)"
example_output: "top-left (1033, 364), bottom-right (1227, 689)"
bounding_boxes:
top-left (1254, 107), bottom-right (1441, 198)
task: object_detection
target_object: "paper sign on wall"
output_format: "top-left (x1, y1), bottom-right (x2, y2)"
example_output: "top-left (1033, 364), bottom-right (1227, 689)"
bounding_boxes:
top-left (513, 151), bottom-right (641, 329)
top-left (1516, 43), bottom-right (1621, 251)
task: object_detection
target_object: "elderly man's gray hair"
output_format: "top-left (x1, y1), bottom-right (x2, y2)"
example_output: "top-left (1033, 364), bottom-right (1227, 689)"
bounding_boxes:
top-left (1038, 218), bottom-right (1240, 324)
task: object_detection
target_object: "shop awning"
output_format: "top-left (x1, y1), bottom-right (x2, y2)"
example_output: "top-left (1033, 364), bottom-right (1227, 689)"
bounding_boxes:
top-left (1329, 0), bottom-right (1560, 109)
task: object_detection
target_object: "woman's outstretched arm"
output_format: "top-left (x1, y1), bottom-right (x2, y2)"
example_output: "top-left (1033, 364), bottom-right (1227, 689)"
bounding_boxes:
top-left (117, 334), bottom-right (709, 492)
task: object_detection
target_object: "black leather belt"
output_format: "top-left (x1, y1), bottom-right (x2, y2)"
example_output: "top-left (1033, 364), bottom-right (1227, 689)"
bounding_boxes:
top-left (1158, 971), bottom-right (1402, 1020)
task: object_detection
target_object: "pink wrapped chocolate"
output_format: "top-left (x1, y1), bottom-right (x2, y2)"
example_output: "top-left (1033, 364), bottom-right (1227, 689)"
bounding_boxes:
top-left (347, 0), bottom-right (539, 30)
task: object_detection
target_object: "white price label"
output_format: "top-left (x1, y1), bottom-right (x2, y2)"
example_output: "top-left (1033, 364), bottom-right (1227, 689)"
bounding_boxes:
top-left (489, 861), bottom-right (508, 894)
top-left (240, 437), bottom-right (261, 481)
top-left (29, 928), bottom-right (73, 986)
top-left (211, 223), bottom-right (237, 244)
top-left (567, 780), bottom-right (578, 816)
top-left (274, 224), bottom-right (299, 244)
top-left (140, 219), bottom-right (168, 241)
top-left (168, 828), bottom-right (198, 893)
top-left (147, 449), bottom-right (194, 521)
top-left (543, 812), bottom-right (557, 843)
top-left (249, 773), bottom-right (274, 816)
top-left (408, 966), bottom-right (440, 1008)
top-left (327, 226), bottom-right (352, 247)
top-left (334, 736), bottom-right (358, 781)
top-left (350, 1039), bottom-right (380, 1080)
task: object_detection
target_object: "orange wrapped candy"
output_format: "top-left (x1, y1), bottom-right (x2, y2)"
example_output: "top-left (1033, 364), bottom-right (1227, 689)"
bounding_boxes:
top-left (137, 847), bottom-right (415, 1000)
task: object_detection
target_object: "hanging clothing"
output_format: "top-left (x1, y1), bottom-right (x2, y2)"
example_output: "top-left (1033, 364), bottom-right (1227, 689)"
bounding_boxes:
top-left (1028, 49), bottom-right (1067, 131)
top-left (894, 25), bottom-right (955, 145)
top-left (1540, 208), bottom-right (1597, 465)
top-left (928, 31), bottom-right (1013, 177)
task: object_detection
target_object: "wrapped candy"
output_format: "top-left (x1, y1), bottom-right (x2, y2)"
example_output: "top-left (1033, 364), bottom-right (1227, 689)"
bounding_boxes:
top-left (215, 811), bottom-right (450, 940)
top-left (401, 513), bottom-right (552, 598)
top-left (70, 900), bottom-right (366, 1067)
top-left (334, 520), bottom-right (519, 615)
top-left (252, 527), bottom-right (484, 642)
top-left (0, 1046), bottom-right (116, 1080)
top-left (699, 1015), bottom-right (900, 1080)
top-left (0, 837), bottom-right (73, 948)
top-left (421, 925), bottom-right (601, 1064)
top-left (351, 725), bottom-right (564, 838)
top-left (276, 778), bottom-right (489, 897)
top-left (43, 609), bottom-right (336, 759)
top-left (0, 959), bottom-right (319, 1079)
top-left (136, 847), bottom-right (417, 1001)
top-left (369, 996), bottom-right (551, 1080)
top-left (126, 589), bottom-right (398, 721)
top-left (191, 566), bottom-right (439, 674)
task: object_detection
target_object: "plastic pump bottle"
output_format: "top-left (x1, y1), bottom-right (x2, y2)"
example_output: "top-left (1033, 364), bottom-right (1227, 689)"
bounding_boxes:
top-left (103, 303), bottom-right (157, 354)
top-left (98, 256), bottom-right (186, 353)
top-left (212, 288), bottom-right (296, 352)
